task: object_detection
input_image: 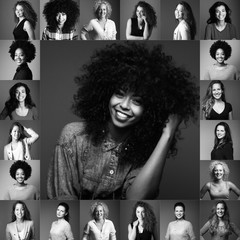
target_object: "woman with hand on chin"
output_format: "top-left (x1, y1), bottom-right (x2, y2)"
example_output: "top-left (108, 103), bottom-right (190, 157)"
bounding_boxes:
top-left (82, 201), bottom-right (116, 240)
top-left (128, 201), bottom-right (158, 240)
top-left (80, 0), bottom-right (116, 40)
top-left (49, 202), bottom-right (74, 240)
top-left (6, 201), bottom-right (35, 240)
top-left (200, 201), bottom-right (240, 240)
top-left (165, 202), bottom-right (195, 240)
top-left (200, 161), bottom-right (240, 200)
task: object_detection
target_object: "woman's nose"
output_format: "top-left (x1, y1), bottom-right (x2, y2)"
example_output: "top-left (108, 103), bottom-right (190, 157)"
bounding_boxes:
top-left (120, 97), bottom-right (130, 109)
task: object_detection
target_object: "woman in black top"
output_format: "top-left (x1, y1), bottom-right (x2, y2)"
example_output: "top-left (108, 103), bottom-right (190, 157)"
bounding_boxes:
top-left (9, 40), bottom-right (36, 80)
top-left (211, 122), bottom-right (233, 160)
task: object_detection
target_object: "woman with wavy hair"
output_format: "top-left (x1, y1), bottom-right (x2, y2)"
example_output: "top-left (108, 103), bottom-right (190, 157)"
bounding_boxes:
top-left (204, 1), bottom-right (237, 40)
top-left (47, 42), bottom-right (199, 200)
top-left (42, 0), bottom-right (80, 40)
top-left (8, 40), bottom-right (36, 80)
top-left (201, 161), bottom-right (240, 200)
top-left (128, 201), bottom-right (157, 240)
top-left (202, 80), bottom-right (232, 120)
top-left (165, 202), bottom-right (195, 240)
top-left (4, 122), bottom-right (39, 160)
top-left (0, 82), bottom-right (38, 120)
top-left (13, 0), bottom-right (37, 40)
top-left (173, 1), bottom-right (196, 40)
top-left (204, 41), bottom-right (238, 80)
top-left (6, 200), bottom-right (35, 240)
top-left (82, 201), bottom-right (116, 240)
top-left (81, 0), bottom-right (117, 40)
top-left (200, 200), bottom-right (240, 240)
top-left (126, 1), bottom-right (157, 40)
top-left (49, 202), bottom-right (74, 240)
top-left (211, 122), bottom-right (233, 160)
top-left (3, 160), bottom-right (39, 200)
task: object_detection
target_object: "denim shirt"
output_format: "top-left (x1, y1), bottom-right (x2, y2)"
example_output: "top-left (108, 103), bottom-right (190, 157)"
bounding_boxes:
top-left (47, 122), bottom-right (141, 199)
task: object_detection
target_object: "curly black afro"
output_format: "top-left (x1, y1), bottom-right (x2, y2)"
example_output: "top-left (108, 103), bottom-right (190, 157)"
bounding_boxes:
top-left (43, 0), bottom-right (80, 32)
top-left (9, 40), bottom-right (36, 63)
top-left (72, 42), bottom-right (199, 168)
top-left (10, 160), bottom-right (32, 180)
top-left (209, 40), bottom-right (232, 60)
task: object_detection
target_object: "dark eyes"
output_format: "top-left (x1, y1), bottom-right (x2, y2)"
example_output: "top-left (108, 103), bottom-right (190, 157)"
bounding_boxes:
top-left (114, 90), bottom-right (142, 106)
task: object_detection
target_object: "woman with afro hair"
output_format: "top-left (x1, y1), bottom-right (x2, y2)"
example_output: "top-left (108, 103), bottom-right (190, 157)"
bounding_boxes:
top-left (126, 1), bottom-right (157, 40)
top-left (3, 160), bottom-right (39, 200)
top-left (200, 161), bottom-right (240, 200)
top-left (47, 42), bottom-right (199, 200)
top-left (80, 0), bottom-right (117, 40)
top-left (0, 82), bottom-right (38, 120)
top-left (204, 40), bottom-right (239, 80)
top-left (204, 1), bottom-right (238, 40)
top-left (202, 80), bottom-right (232, 120)
top-left (128, 201), bottom-right (158, 240)
top-left (42, 0), bottom-right (80, 40)
top-left (13, 0), bottom-right (37, 40)
top-left (9, 40), bottom-right (36, 80)
top-left (200, 201), bottom-right (240, 240)
top-left (173, 1), bottom-right (196, 40)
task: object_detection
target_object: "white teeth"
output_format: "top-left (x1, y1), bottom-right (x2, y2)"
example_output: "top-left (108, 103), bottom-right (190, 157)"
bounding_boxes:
top-left (117, 111), bottom-right (128, 119)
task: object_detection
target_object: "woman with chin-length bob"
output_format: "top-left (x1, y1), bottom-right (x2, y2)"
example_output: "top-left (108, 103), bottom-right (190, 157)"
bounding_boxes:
top-left (47, 42), bottom-right (199, 200)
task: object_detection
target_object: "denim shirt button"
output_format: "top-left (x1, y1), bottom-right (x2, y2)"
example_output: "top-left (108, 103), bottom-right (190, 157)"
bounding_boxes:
top-left (109, 170), bottom-right (114, 175)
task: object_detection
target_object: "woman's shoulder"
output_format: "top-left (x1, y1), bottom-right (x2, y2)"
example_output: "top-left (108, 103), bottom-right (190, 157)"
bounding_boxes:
top-left (107, 19), bottom-right (115, 24)
top-left (25, 220), bottom-right (34, 226)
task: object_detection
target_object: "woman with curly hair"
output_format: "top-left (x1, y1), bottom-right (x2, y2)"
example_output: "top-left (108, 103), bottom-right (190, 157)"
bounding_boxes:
top-left (173, 1), bottom-right (196, 40)
top-left (165, 202), bottom-right (195, 240)
top-left (81, 0), bottom-right (117, 40)
top-left (13, 0), bottom-right (37, 40)
top-left (42, 0), bottom-right (80, 40)
top-left (204, 41), bottom-right (238, 80)
top-left (200, 201), bottom-right (240, 240)
top-left (128, 201), bottom-right (157, 240)
top-left (8, 40), bottom-right (36, 80)
top-left (47, 42), bottom-right (199, 200)
top-left (211, 122), bottom-right (233, 160)
top-left (202, 80), bottom-right (232, 120)
top-left (3, 160), bottom-right (39, 200)
top-left (200, 161), bottom-right (240, 200)
top-left (0, 82), bottom-right (38, 120)
top-left (4, 122), bottom-right (39, 160)
top-left (126, 1), bottom-right (157, 40)
top-left (49, 202), bottom-right (74, 240)
top-left (204, 1), bottom-right (237, 40)
top-left (82, 201), bottom-right (116, 240)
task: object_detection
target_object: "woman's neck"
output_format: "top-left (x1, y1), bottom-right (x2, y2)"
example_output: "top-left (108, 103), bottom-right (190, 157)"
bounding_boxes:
top-left (213, 178), bottom-right (224, 184)
top-left (95, 218), bottom-right (104, 223)
top-left (214, 98), bottom-right (223, 103)
top-left (18, 101), bottom-right (26, 108)
top-left (107, 122), bottom-right (130, 143)
top-left (18, 16), bottom-right (25, 22)
top-left (216, 20), bottom-right (226, 27)
top-left (16, 218), bottom-right (24, 223)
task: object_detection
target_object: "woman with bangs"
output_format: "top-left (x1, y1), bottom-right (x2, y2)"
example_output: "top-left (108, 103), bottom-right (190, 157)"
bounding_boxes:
top-left (47, 42), bottom-right (198, 200)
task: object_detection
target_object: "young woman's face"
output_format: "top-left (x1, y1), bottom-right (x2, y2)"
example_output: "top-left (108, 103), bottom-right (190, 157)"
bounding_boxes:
top-left (15, 5), bottom-right (24, 18)
top-left (215, 5), bottom-right (226, 22)
top-left (56, 205), bottom-right (67, 219)
top-left (136, 206), bottom-right (145, 220)
top-left (175, 4), bottom-right (184, 20)
top-left (216, 125), bottom-right (226, 140)
top-left (95, 205), bottom-right (104, 220)
top-left (212, 83), bottom-right (223, 100)
top-left (56, 12), bottom-right (67, 26)
top-left (14, 203), bottom-right (24, 220)
top-left (109, 90), bottom-right (144, 129)
top-left (15, 86), bottom-right (27, 103)
top-left (14, 48), bottom-right (26, 66)
top-left (213, 164), bottom-right (224, 180)
top-left (174, 206), bottom-right (184, 220)
top-left (16, 168), bottom-right (25, 184)
top-left (136, 6), bottom-right (145, 19)
top-left (216, 203), bottom-right (225, 218)
top-left (11, 125), bottom-right (20, 141)
top-left (215, 48), bottom-right (225, 64)
top-left (98, 4), bottom-right (107, 19)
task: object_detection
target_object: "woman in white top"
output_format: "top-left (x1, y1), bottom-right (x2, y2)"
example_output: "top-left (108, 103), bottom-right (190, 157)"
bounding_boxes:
top-left (165, 202), bottom-right (195, 240)
top-left (82, 201), bottom-right (116, 240)
top-left (80, 0), bottom-right (116, 40)
top-left (4, 122), bottom-right (39, 160)
top-left (173, 1), bottom-right (196, 40)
